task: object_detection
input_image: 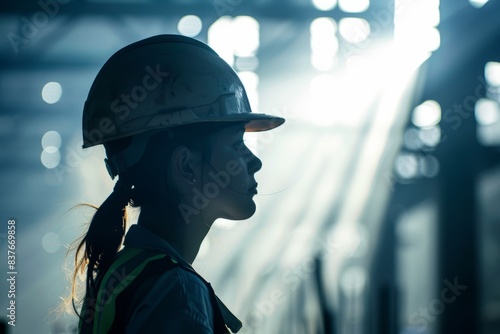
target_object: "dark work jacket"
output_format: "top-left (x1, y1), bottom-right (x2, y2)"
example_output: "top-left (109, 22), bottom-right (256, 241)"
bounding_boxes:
top-left (79, 224), bottom-right (242, 334)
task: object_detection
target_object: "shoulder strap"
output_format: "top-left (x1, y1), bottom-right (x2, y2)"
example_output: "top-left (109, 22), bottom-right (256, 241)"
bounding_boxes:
top-left (90, 247), bottom-right (242, 333)
top-left (175, 264), bottom-right (242, 333)
top-left (93, 248), bottom-right (175, 333)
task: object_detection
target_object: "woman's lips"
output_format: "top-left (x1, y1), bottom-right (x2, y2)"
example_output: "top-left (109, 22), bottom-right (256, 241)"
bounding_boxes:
top-left (249, 183), bottom-right (258, 194)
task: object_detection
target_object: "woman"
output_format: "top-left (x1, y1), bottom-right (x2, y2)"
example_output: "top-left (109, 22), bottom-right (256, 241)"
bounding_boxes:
top-left (69, 34), bottom-right (284, 333)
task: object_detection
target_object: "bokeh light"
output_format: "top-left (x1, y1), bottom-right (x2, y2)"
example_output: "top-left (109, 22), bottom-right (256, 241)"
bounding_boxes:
top-left (42, 232), bottom-right (62, 253)
top-left (311, 0), bottom-right (337, 11)
top-left (233, 16), bottom-right (260, 57)
top-left (395, 153), bottom-right (419, 179)
top-left (208, 16), bottom-right (235, 66)
top-left (41, 146), bottom-right (61, 169)
top-left (310, 17), bottom-right (338, 71)
top-left (338, 18), bottom-right (370, 44)
top-left (338, 0), bottom-right (370, 13)
top-left (310, 17), bottom-right (337, 39)
top-left (394, 0), bottom-right (441, 64)
top-left (177, 15), bottom-right (202, 37)
top-left (41, 82), bottom-right (62, 104)
top-left (41, 130), bottom-right (61, 150)
top-left (418, 126), bottom-right (441, 148)
top-left (411, 100), bottom-right (442, 128)
top-left (403, 128), bottom-right (423, 150)
top-left (485, 61), bottom-right (500, 87)
top-left (475, 98), bottom-right (500, 125)
top-left (469, 0), bottom-right (489, 8)
top-left (420, 155), bottom-right (440, 177)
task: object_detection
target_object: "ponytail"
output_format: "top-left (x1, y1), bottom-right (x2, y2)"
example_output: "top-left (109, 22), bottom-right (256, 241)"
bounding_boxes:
top-left (67, 123), bottom-right (225, 328)
top-left (71, 176), bottom-right (131, 329)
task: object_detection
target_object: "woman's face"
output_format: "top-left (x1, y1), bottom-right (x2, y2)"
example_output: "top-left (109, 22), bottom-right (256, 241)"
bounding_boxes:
top-left (200, 124), bottom-right (262, 221)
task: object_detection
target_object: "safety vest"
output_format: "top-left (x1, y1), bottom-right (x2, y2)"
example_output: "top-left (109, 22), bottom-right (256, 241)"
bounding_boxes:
top-left (78, 247), bottom-right (234, 333)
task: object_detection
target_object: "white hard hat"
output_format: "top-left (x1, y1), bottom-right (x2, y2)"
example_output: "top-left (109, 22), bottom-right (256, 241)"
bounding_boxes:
top-left (82, 34), bottom-right (284, 149)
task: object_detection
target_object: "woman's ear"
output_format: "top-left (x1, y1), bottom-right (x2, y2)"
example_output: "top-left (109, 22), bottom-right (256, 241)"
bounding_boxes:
top-left (168, 146), bottom-right (201, 194)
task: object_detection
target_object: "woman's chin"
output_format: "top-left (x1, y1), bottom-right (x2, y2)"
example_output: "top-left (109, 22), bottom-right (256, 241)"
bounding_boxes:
top-left (223, 201), bottom-right (257, 221)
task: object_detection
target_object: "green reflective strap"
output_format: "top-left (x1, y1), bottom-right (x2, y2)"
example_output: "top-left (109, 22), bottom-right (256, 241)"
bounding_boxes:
top-left (94, 250), bottom-right (168, 333)
top-left (93, 248), bottom-right (166, 333)
top-left (93, 248), bottom-right (143, 329)
top-left (98, 255), bottom-right (167, 332)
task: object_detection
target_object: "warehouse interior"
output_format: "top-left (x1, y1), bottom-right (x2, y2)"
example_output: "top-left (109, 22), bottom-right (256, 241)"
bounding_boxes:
top-left (0, 0), bottom-right (500, 333)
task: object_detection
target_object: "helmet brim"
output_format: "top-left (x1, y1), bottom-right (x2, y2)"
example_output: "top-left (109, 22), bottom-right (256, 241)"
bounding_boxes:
top-left (189, 113), bottom-right (285, 132)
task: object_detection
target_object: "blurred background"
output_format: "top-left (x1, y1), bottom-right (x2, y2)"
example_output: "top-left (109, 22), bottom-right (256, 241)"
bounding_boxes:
top-left (1, 0), bottom-right (499, 333)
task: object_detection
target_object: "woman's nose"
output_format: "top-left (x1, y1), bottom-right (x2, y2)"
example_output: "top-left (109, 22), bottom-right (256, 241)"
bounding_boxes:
top-left (247, 151), bottom-right (262, 174)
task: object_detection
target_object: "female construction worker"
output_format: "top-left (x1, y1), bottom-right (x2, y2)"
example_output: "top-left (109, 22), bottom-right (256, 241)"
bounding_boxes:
top-left (69, 34), bottom-right (284, 333)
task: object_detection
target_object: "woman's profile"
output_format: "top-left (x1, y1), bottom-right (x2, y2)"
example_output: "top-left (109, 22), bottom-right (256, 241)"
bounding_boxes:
top-left (66, 34), bottom-right (284, 333)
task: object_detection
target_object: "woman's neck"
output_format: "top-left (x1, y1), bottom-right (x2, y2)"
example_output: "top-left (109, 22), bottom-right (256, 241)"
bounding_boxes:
top-left (137, 205), bottom-right (211, 264)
